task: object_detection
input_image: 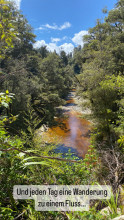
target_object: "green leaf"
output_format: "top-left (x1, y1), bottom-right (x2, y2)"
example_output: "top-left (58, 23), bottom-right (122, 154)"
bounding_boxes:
top-left (18, 152), bottom-right (25, 157)
top-left (6, 90), bottom-right (9, 94)
top-left (22, 156), bottom-right (42, 161)
top-left (24, 161), bottom-right (50, 166)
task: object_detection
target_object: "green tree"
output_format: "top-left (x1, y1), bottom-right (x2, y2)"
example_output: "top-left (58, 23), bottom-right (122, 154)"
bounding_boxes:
top-left (0, 0), bottom-right (17, 58)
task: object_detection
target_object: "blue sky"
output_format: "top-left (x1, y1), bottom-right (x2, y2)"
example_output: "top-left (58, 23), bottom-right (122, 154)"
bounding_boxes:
top-left (10, 0), bottom-right (117, 54)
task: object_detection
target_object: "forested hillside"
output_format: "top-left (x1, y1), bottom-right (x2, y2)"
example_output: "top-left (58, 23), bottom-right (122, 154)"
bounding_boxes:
top-left (75, 0), bottom-right (124, 187)
top-left (0, 0), bottom-right (124, 219)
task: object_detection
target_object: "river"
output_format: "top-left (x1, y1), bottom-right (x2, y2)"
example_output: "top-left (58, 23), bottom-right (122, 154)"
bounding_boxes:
top-left (41, 90), bottom-right (91, 158)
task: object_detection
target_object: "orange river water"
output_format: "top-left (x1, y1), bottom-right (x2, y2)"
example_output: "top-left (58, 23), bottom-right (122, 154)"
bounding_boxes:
top-left (42, 91), bottom-right (91, 158)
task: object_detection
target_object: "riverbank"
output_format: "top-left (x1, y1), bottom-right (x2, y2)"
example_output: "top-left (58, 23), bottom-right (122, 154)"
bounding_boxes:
top-left (58, 90), bottom-right (92, 116)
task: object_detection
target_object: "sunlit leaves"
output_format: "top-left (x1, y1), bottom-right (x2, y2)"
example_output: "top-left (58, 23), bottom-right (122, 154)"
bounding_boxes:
top-left (0, 91), bottom-right (14, 108)
top-left (0, 0), bottom-right (17, 58)
top-left (23, 161), bottom-right (50, 166)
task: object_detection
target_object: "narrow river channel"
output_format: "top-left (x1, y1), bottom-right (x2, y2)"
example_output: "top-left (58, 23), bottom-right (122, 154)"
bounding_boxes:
top-left (42, 90), bottom-right (91, 158)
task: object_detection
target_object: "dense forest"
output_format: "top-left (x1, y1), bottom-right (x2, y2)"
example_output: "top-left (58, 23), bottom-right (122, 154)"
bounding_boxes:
top-left (0, 0), bottom-right (124, 219)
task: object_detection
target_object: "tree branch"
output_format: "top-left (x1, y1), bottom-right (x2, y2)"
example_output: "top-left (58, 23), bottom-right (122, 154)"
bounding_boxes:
top-left (0, 147), bottom-right (82, 163)
top-left (13, 210), bottom-right (27, 220)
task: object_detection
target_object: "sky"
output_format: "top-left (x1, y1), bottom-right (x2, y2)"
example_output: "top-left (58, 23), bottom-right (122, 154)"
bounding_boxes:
top-left (9, 0), bottom-right (117, 54)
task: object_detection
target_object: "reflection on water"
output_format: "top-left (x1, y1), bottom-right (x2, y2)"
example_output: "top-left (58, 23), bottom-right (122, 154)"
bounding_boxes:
top-left (42, 91), bottom-right (91, 158)
top-left (52, 144), bottom-right (81, 160)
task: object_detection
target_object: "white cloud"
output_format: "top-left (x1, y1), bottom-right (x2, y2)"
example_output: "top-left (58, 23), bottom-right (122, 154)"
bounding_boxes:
top-left (62, 36), bottom-right (68, 40)
top-left (51, 36), bottom-right (68, 43)
top-left (33, 40), bottom-right (59, 53)
top-left (37, 27), bottom-right (44, 30)
top-left (33, 40), bottom-right (74, 54)
top-left (72, 30), bottom-right (88, 47)
top-left (33, 40), bottom-right (46, 48)
top-left (45, 24), bottom-right (58, 30)
top-left (51, 38), bottom-right (61, 43)
top-left (8, 0), bottom-right (22, 9)
top-left (47, 43), bottom-right (60, 53)
top-left (59, 22), bottom-right (71, 30)
top-left (59, 43), bottom-right (74, 54)
top-left (36, 22), bottom-right (71, 31)
top-left (33, 30), bottom-right (88, 54)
